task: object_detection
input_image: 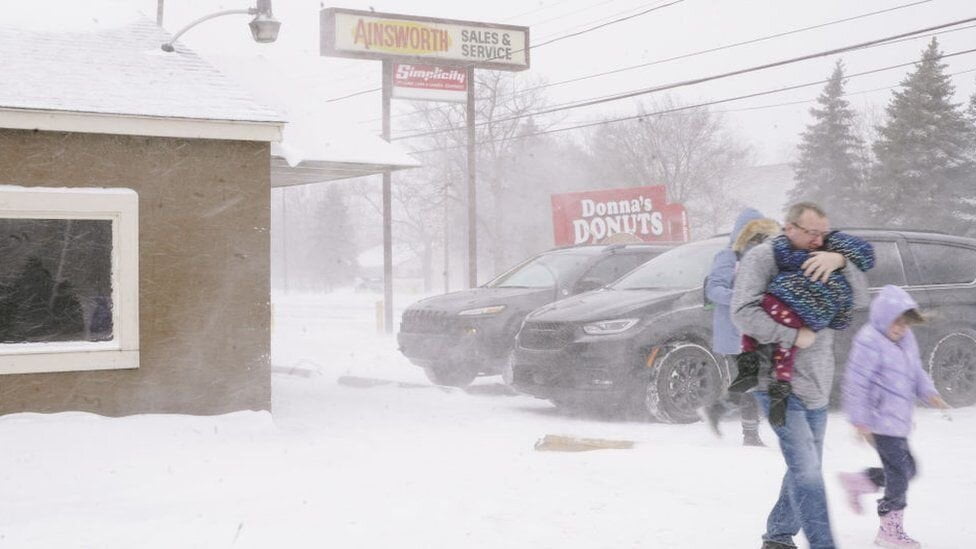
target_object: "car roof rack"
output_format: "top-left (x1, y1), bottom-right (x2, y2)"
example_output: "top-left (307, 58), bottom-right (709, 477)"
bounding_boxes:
top-left (837, 227), bottom-right (950, 236)
top-left (712, 227), bottom-right (953, 238)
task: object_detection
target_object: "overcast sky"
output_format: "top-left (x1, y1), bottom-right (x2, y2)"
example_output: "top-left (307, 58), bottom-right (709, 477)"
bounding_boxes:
top-left (83, 1), bottom-right (976, 164)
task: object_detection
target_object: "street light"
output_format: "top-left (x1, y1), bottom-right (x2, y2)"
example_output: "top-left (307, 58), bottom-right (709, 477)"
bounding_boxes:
top-left (161, 0), bottom-right (280, 52)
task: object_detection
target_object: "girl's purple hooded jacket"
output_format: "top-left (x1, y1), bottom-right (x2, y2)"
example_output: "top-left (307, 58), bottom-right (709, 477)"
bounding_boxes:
top-left (842, 285), bottom-right (939, 437)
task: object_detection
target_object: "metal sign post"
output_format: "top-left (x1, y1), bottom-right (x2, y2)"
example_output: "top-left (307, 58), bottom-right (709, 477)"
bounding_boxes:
top-left (320, 8), bottom-right (529, 327)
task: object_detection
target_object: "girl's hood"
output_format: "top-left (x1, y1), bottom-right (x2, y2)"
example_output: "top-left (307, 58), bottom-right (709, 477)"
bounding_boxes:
top-left (869, 284), bottom-right (919, 333)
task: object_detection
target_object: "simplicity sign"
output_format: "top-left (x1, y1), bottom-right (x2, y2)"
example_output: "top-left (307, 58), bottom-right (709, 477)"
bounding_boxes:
top-left (320, 8), bottom-right (530, 71)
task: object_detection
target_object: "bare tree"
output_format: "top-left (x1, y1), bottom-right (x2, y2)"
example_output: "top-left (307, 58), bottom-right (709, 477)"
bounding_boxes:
top-left (396, 71), bottom-right (562, 277)
top-left (586, 95), bottom-right (753, 237)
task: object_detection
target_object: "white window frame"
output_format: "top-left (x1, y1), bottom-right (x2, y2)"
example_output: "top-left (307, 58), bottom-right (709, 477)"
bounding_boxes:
top-left (0, 186), bottom-right (139, 374)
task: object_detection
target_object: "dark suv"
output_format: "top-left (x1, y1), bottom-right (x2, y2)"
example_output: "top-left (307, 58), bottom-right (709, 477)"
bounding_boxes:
top-left (397, 243), bottom-right (671, 386)
top-left (510, 230), bottom-right (976, 423)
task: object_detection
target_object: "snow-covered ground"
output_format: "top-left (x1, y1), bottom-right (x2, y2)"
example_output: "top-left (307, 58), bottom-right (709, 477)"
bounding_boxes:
top-left (1, 290), bottom-right (973, 548)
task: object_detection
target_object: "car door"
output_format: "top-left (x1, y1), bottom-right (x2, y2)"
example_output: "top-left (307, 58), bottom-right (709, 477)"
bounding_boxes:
top-left (902, 239), bottom-right (976, 353)
top-left (831, 236), bottom-right (910, 398)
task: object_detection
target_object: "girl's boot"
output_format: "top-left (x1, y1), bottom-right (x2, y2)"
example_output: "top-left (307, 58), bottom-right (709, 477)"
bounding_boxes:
top-left (874, 510), bottom-right (920, 548)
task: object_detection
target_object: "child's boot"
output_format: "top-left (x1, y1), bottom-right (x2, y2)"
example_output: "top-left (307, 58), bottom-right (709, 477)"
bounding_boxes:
top-left (875, 510), bottom-right (920, 548)
top-left (742, 427), bottom-right (765, 447)
top-left (837, 471), bottom-right (877, 514)
top-left (728, 351), bottom-right (760, 394)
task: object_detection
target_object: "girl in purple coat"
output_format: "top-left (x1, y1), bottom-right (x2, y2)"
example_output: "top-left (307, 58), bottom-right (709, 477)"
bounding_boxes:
top-left (838, 285), bottom-right (949, 549)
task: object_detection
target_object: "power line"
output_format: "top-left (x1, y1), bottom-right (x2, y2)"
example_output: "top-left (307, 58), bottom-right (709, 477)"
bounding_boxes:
top-left (405, 46), bottom-right (976, 155)
top-left (501, 0), bottom-right (604, 23)
top-left (524, 21), bottom-right (976, 126)
top-left (356, 0), bottom-right (937, 126)
top-left (503, 0), bottom-right (935, 98)
top-left (324, 0), bottom-right (683, 103)
top-left (392, 15), bottom-right (976, 141)
top-left (719, 66), bottom-right (976, 115)
top-left (530, 0), bottom-right (684, 51)
top-left (525, 0), bottom-right (655, 29)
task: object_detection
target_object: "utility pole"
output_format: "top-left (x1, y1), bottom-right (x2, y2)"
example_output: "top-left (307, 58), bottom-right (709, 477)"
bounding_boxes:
top-left (280, 188), bottom-right (289, 293)
top-left (381, 60), bottom-right (394, 333)
top-left (443, 174), bottom-right (450, 294)
top-left (466, 66), bottom-right (477, 288)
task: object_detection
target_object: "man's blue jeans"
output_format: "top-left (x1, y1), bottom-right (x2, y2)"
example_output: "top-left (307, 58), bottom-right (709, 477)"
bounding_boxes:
top-left (754, 392), bottom-right (836, 549)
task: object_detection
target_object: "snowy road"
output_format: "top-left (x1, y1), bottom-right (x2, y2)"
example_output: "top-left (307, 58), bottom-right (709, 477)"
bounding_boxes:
top-left (0, 291), bottom-right (972, 548)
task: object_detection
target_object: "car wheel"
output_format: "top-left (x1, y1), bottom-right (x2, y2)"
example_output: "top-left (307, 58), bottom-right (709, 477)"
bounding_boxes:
top-left (928, 331), bottom-right (976, 407)
top-left (423, 362), bottom-right (478, 387)
top-left (645, 342), bottom-right (724, 424)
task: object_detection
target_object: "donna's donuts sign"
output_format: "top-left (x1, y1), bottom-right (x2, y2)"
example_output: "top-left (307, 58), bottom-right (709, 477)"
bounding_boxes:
top-left (551, 185), bottom-right (689, 246)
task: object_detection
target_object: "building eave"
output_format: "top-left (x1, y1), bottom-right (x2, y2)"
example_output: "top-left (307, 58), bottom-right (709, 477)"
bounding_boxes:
top-left (0, 107), bottom-right (283, 142)
top-left (270, 157), bottom-right (419, 187)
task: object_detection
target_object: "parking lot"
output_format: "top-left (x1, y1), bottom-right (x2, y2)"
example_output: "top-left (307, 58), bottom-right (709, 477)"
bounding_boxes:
top-left (266, 290), bottom-right (976, 548)
top-left (0, 289), bottom-right (971, 548)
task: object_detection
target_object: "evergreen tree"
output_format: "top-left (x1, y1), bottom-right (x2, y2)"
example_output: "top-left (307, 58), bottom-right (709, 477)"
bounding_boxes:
top-left (789, 60), bottom-right (867, 226)
top-left (966, 84), bottom-right (976, 126)
top-left (869, 38), bottom-right (976, 233)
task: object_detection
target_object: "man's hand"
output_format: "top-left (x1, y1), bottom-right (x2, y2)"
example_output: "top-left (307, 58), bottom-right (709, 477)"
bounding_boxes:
top-left (929, 395), bottom-right (950, 410)
top-left (802, 251), bottom-right (846, 283)
top-left (795, 327), bottom-right (816, 349)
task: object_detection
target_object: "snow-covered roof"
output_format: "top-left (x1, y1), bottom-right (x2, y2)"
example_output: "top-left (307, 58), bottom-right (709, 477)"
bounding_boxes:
top-left (0, 5), bottom-right (283, 142)
top-left (207, 53), bottom-right (421, 186)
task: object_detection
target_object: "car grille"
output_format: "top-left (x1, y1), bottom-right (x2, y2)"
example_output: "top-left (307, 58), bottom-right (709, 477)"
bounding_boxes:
top-left (401, 309), bottom-right (453, 334)
top-left (519, 321), bottom-right (575, 350)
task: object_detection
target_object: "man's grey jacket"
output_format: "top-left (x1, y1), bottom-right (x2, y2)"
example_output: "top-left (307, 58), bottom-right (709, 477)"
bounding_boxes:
top-left (731, 240), bottom-right (869, 409)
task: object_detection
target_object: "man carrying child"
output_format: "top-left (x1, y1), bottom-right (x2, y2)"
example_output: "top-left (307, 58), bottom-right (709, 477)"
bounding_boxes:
top-left (731, 202), bottom-right (871, 549)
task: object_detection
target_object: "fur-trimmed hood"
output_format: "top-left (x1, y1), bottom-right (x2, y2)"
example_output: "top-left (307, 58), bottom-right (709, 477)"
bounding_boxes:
top-left (733, 218), bottom-right (781, 253)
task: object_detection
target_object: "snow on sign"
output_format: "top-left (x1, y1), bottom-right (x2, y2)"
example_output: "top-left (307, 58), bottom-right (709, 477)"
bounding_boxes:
top-left (392, 64), bottom-right (467, 103)
top-left (320, 8), bottom-right (530, 71)
top-left (551, 186), bottom-right (689, 246)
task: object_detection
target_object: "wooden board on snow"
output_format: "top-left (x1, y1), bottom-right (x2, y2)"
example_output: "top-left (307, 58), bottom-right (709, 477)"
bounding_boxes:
top-left (534, 434), bottom-right (635, 452)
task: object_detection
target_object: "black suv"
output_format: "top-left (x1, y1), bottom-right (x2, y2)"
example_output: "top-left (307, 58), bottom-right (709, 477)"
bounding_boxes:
top-left (510, 230), bottom-right (976, 423)
top-left (397, 243), bottom-right (671, 386)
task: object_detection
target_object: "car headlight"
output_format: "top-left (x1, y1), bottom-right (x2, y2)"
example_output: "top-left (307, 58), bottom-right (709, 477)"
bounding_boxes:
top-left (458, 305), bottom-right (506, 316)
top-left (582, 318), bottom-right (639, 335)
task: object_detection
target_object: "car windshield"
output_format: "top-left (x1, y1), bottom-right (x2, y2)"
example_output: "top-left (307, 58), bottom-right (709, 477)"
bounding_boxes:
top-left (486, 252), bottom-right (591, 288)
top-left (610, 239), bottom-right (725, 290)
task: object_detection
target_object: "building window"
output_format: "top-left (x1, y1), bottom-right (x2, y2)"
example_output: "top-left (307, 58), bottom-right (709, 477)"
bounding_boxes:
top-left (0, 187), bottom-right (138, 374)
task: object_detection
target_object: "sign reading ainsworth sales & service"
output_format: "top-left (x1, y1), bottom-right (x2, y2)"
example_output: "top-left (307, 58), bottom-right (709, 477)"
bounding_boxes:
top-left (320, 8), bottom-right (530, 71)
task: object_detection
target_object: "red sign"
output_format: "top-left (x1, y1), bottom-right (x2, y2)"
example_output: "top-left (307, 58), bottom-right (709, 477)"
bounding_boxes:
top-left (551, 185), bottom-right (689, 246)
top-left (392, 63), bottom-right (467, 102)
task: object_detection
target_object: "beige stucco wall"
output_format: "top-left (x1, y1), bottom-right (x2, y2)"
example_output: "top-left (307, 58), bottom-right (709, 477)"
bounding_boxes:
top-left (0, 128), bottom-right (270, 415)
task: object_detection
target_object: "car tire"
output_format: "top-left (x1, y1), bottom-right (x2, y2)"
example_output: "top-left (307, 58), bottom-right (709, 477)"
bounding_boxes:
top-left (423, 362), bottom-right (478, 387)
top-left (645, 342), bottom-right (724, 424)
top-left (928, 330), bottom-right (976, 407)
